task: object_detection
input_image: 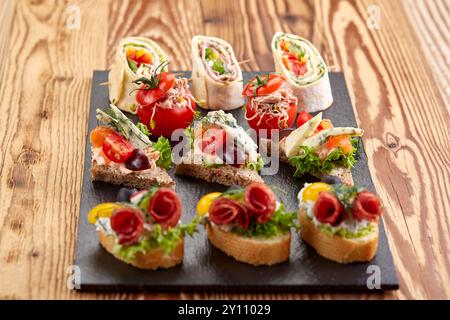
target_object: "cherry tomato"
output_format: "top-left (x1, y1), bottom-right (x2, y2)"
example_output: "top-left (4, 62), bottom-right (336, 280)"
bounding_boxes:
top-left (200, 128), bottom-right (226, 155)
top-left (136, 72), bottom-right (175, 107)
top-left (296, 111), bottom-right (313, 128)
top-left (242, 74), bottom-right (286, 97)
top-left (137, 97), bottom-right (196, 138)
top-left (90, 126), bottom-right (115, 148)
top-left (246, 100), bottom-right (296, 138)
top-left (102, 133), bottom-right (135, 163)
top-left (325, 135), bottom-right (352, 154)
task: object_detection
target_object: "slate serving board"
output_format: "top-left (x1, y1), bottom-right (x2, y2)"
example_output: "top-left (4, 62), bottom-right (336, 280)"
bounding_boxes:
top-left (75, 71), bottom-right (398, 292)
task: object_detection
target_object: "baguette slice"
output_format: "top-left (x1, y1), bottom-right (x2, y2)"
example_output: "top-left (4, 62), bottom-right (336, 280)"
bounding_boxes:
top-left (175, 151), bottom-right (263, 187)
top-left (91, 147), bottom-right (175, 189)
top-left (98, 229), bottom-right (183, 270)
top-left (206, 224), bottom-right (291, 266)
top-left (299, 209), bottom-right (378, 263)
top-left (262, 137), bottom-right (353, 185)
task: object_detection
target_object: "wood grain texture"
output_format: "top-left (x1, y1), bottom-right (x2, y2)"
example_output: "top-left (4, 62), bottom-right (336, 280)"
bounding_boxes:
top-left (0, 0), bottom-right (448, 299)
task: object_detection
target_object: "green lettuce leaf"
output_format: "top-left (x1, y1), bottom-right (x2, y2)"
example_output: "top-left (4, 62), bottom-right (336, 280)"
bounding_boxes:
top-left (233, 203), bottom-right (298, 239)
top-left (136, 122), bottom-right (150, 136)
top-left (246, 156), bottom-right (265, 172)
top-left (316, 221), bottom-right (373, 239)
top-left (288, 138), bottom-right (359, 177)
top-left (114, 217), bottom-right (198, 261)
top-left (152, 137), bottom-right (173, 169)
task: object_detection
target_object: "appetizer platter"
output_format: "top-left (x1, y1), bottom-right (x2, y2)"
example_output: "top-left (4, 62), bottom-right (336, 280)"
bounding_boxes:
top-left (75, 34), bottom-right (398, 291)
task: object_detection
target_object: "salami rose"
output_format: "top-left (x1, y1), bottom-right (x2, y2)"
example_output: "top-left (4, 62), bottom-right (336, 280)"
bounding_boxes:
top-left (110, 207), bottom-right (144, 245)
top-left (352, 191), bottom-right (382, 222)
top-left (313, 192), bottom-right (346, 226)
top-left (244, 183), bottom-right (276, 223)
top-left (148, 188), bottom-right (181, 228)
top-left (209, 197), bottom-right (246, 226)
top-left (235, 206), bottom-right (250, 228)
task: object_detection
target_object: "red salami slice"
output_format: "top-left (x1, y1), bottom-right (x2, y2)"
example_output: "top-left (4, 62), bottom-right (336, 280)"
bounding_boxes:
top-left (352, 191), bottom-right (382, 222)
top-left (148, 188), bottom-right (182, 228)
top-left (313, 192), bottom-right (346, 226)
top-left (235, 206), bottom-right (250, 228)
top-left (110, 207), bottom-right (144, 245)
top-left (244, 182), bottom-right (276, 223)
top-left (209, 197), bottom-right (246, 226)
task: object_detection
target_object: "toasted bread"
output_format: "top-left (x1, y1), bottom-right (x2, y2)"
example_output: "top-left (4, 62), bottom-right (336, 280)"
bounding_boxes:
top-left (299, 209), bottom-right (378, 263)
top-left (175, 151), bottom-right (263, 187)
top-left (90, 147), bottom-right (175, 189)
top-left (206, 224), bottom-right (291, 266)
top-left (98, 229), bottom-right (183, 270)
top-left (262, 137), bottom-right (353, 185)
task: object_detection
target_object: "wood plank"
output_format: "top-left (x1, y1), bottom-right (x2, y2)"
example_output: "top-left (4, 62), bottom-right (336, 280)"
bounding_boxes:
top-left (0, 0), bottom-right (110, 299)
top-left (0, 0), bottom-right (448, 299)
top-left (316, 0), bottom-right (450, 299)
top-left (403, 0), bottom-right (450, 106)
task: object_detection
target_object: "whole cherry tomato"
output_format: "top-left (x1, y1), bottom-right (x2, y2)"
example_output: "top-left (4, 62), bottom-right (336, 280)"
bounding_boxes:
top-left (242, 74), bottom-right (286, 97)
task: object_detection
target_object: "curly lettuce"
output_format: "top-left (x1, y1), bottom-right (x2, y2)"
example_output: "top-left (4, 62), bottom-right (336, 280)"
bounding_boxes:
top-left (232, 204), bottom-right (298, 239)
top-left (114, 217), bottom-right (198, 261)
top-left (288, 138), bottom-right (359, 177)
top-left (152, 136), bottom-right (173, 169)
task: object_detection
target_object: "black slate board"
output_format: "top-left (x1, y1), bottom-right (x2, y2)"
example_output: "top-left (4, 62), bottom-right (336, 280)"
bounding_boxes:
top-left (75, 71), bottom-right (399, 292)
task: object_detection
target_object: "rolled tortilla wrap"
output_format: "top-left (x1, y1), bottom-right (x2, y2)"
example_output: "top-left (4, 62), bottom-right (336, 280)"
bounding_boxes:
top-left (108, 37), bottom-right (167, 114)
top-left (271, 32), bottom-right (333, 112)
top-left (191, 35), bottom-right (244, 110)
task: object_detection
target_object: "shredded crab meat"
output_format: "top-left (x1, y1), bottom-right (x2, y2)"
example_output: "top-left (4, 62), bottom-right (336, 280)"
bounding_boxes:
top-left (148, 77), bottom-right (196, 124)
top-left (245, 88), bottom-right (298, 128)
top-left (199, 40), bottom-right (239, 82)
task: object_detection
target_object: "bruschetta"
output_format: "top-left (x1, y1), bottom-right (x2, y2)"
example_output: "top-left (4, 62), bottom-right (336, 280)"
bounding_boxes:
top-left (298, 182), bottom-right (383, 263)
top-left (91, 104), bottom-right (174, 189)
top-left (197, 183), bottom-right (298, 266)
top-left (88, 187), bottom-right (197, 269)
top-left (175, 110), bottom-right (264, 187)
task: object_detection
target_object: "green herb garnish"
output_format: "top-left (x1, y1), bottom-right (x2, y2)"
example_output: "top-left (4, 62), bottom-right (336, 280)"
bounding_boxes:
top-left (152, 136), bottom-right (173, 169)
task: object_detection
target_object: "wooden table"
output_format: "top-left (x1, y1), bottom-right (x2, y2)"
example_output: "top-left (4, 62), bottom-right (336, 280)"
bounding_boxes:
top-left (0, 0), bottom-right (448, 300)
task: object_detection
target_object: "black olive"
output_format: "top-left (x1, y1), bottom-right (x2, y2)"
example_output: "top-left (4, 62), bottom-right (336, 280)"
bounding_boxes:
top-left (116, 187), bottom-right (138, 202)
top-left (125, 149), bottom-right (151, 171)
top-left (321, 175), bottom-right (342, 185)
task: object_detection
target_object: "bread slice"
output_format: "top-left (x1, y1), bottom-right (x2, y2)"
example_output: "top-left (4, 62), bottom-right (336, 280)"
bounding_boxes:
top-left (90, 147), bottom-right (175, 189)
top-left (262, 137), bottom-right (353, 185)
top-left (175, 151), bottom-right (263, 187)
top-left (299, 209), bottom-right (378, 263)
top-left (206, 224), bottom-right (291, 266)
top-left (98, 229), bottom-right (183, 270)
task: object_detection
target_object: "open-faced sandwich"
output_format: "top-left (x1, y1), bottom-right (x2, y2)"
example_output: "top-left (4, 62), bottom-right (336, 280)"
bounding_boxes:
top-left (91, 104), bottom-right (174, 189)
top-left (109, 36), bottom-right (168, 114)
top-left (271, 32), bottom-right (333, 112)
top-left (243, 73), bottom-right (298, 138)
top-left (88, 187), bottom-right (197, 269)
top-left (191, 35), bottom-right (244, 110)
top-left (134, 65), bottom-right (197, 138)
top-left (269, 111), bottom-right (363, 185)
top-left (197, 183), bottom-right (298, 266)
top-left (298, 181), bottom-right (383, 263)
top-left (175, 110), bottom-right (264, 186)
